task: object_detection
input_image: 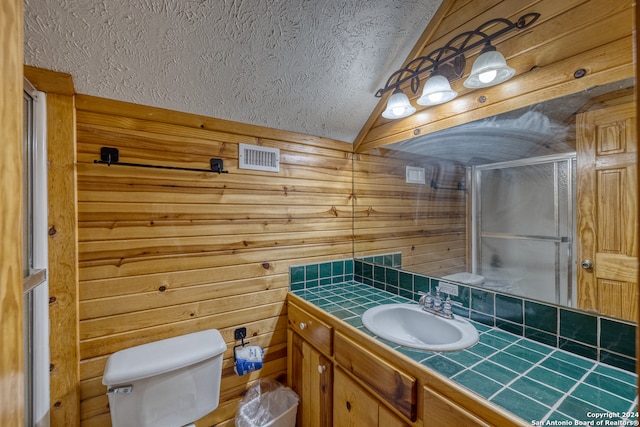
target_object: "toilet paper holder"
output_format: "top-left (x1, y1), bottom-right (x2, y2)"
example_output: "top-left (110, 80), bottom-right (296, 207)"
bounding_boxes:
top-left (233, 327), bottom-right (264, 376)
top-left (233, 327), bottom-right (249, 359)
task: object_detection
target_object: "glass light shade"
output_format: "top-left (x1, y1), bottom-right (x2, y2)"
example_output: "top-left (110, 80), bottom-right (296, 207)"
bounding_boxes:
top-left (416, 74), bottom-right (458, 106)
top-left (381, 90), bottom-right (416, 119)
top-left (463, 50), bottom-right (515, 88)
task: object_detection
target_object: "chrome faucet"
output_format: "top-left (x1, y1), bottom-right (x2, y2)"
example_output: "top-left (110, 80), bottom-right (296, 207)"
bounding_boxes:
top-left (418, 289), bottom-right (462, 319)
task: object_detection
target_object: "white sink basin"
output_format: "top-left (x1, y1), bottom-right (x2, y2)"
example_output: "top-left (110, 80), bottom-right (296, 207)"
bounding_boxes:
top-left (361, 303), bottom-right (479, 352)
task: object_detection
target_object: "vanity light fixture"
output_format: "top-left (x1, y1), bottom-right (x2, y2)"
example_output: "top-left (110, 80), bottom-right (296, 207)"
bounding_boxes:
top-left (463, 43), bottom-right (515, 88)
top-left (382, 87), bottom-right (416, 119)
top-left (376, 13), bottom-right (540, 119)
top-left (417, 71), bottom-right (458, 106)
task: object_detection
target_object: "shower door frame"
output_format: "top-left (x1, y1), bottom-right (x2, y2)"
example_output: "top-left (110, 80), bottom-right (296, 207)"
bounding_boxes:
top-left (471, 152), bottom-right (577, 306)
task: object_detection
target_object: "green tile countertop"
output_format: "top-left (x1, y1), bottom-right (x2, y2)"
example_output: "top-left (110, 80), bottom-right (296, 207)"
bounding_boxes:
top-left (291, 281), bottom-right (638, 425)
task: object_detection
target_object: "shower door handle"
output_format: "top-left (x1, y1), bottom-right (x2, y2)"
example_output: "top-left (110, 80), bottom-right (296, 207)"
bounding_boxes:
top-left (581, 259), bottom-right (594, 269)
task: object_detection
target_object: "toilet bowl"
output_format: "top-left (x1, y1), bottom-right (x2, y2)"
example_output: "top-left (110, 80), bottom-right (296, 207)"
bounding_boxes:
top-left (102, 329), bottom-right (226, 427)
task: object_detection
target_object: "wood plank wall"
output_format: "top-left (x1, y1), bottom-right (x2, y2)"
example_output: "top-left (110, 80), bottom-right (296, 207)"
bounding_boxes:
top-left (0, 0), bottom-right (24, 425)
top-left (353, 149), bottom-right (467, 277)
top-left (25, 65), bottom-right (80, 427)
top-left (26, 64), bottom-right (82, 427)
top-left (73, 95), bottom-right (353, 426)
top-left (355, 0), bottom-right (635, 152)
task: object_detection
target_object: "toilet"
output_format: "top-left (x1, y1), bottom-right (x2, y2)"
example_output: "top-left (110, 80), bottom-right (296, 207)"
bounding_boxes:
top-left (102, 329), bottom-right (227, 427)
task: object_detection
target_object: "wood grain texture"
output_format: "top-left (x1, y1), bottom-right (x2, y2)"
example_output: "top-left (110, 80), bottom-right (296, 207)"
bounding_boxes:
top-left (287, 303), bottom-right (333, 356)
top-left (0, 0), bottom-right (24, 425)
top-left (335, 332), bottom-right (417, 421)
top-left (74, 95), bottom-right (353, 426)
top-left (45, 92), bottom-right (81, 427)
top-left (333, 367), bottom-right (381, 427)
top-left (356, 0), bottom-right (635, 152)
top-left (24, 66), bottom-right (75, 96)
top-left (423, 386), bottom-right (491, 427)
top-left (24, 66), bottom-right (80, 427)
top-left (354, 149), bottom-right (468, 277)
top-left (576, 101), bottom-right (637, 321)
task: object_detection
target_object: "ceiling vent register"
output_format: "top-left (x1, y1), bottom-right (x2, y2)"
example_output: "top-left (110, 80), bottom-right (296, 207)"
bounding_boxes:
top-left (238, 143), bottom-right (280, 172)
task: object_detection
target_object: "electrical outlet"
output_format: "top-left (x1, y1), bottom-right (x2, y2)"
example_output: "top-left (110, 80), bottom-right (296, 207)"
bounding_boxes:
top-left (438, 281), bottom-right (459, 297)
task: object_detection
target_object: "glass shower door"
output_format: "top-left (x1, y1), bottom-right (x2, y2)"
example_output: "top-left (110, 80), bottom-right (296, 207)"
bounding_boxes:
top-left (472, 154), bottom-right (576, 306)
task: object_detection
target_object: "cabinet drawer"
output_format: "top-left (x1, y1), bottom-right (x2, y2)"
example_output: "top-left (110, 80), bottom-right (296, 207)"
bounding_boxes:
top-left (335, 332), bottom-right (417, 421)
top-left (288, 303), bottom-right (333, 356)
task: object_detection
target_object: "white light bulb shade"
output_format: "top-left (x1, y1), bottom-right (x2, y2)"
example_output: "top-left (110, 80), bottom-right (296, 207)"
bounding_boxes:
top-left (463, 50), bottom-right (515, 88)
top-left (416, 74), bottom-right (458, 106)
top-left (381, 90), bottom-right (416, 119)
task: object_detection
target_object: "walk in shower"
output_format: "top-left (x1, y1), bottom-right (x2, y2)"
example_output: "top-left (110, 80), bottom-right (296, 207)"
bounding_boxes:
top-left (472, 153), bottom-right (576, 307)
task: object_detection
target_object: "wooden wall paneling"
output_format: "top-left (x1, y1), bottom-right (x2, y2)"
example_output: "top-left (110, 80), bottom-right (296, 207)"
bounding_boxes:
top-left (78, 264), bottom-right (285, 301)
top-left (354, 144), bottom-right (467, 275)
top-left (74, 94), bottom-right (349, 151)
top-left (79, 276), bottom-right (285, 319)
top-left (77, 243), bottom-right (354, 284)
top-left (74, 96), bottom-right (353, 426)
top-left (0, 0), bottom-right (24, 425)
top-left (79, 289), bottom-right (288, 340)
top-left (24, 66), bottom-right (81, 427)
top-left (636, 0), bottom-right (639, 382)
top-left (359, 36), bottom-right (633, 152)
top-left (391, 0), bottom-right (629, 113)
top-left (46, 93), bottom-right (80, 427)
top-left (356, 0), bottom-right (634, 152)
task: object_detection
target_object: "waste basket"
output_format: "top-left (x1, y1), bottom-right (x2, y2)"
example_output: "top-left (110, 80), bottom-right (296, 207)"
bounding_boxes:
top-left (235, 379), bottom-right (299, 427)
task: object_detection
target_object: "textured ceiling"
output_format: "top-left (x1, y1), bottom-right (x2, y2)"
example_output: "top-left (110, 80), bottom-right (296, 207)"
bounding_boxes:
top-left (24, 0), bottom-right (442, 143)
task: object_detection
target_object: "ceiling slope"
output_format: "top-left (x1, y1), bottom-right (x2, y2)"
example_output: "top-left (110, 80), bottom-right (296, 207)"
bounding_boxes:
top-left (24, 0), bottom-right (442, 143)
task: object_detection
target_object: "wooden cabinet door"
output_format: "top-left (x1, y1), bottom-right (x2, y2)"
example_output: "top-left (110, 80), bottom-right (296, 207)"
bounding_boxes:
top-left (333, 367), bottom-right (379, 427)
top-left (333, 367), bottom-right (408, 427)
top-left (289, 331), bottom-right (333, 427)
top-left (576, 101), bottom-right (638, 321)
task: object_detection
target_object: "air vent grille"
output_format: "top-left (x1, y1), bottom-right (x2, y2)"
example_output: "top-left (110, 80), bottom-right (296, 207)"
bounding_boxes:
top-left (238, 143), bottom-right (280, 172)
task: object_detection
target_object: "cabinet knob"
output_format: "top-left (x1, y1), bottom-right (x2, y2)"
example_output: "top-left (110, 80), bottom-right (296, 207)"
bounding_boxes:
top-left (299, 322), bottom-right (307, 330)
top-left (317, 365), bottom-right (326, 374)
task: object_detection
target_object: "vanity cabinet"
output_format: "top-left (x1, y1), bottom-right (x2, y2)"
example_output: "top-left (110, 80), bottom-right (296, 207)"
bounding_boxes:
top-left (287, 303), bottom-right (333, 427)
top-left (287, 296), bottom-right (524, 427)
top-left (334, 366), bottom-right (408, 427)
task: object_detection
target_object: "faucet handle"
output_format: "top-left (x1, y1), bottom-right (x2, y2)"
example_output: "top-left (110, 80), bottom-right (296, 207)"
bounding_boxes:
top-left (432, 292), bottom-right (442, 311)
top-left (418, 291), bottom-right (433, 308)
top-left (443, 297), bottom-right (453, 317)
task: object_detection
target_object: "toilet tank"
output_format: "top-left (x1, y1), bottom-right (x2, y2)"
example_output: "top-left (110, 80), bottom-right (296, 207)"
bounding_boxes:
top-left (103, 329), bottom-right (226, 427)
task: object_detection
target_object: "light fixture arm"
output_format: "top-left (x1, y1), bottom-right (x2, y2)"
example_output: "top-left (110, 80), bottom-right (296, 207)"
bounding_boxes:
top-left (375, 13), bottom-right (540, 98)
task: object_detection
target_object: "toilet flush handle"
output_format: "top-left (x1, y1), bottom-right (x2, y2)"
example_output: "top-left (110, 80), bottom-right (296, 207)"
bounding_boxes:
top-left (108, 385), bottom-right (133, 395)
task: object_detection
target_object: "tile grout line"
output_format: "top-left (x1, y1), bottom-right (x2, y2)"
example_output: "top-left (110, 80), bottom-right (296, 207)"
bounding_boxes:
top-left (297, 282), bottom-right (638, 423)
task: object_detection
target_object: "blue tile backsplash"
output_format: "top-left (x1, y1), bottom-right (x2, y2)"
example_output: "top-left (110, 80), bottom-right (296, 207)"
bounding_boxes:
top-left (290, 257), bottom-right (637, 373)
top-left (289, 259), bottom-right (354, 292)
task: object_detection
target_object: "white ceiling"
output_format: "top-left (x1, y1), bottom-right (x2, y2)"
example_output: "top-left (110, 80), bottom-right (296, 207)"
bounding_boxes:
top-left (24, 0), bottom-right (442, 143)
